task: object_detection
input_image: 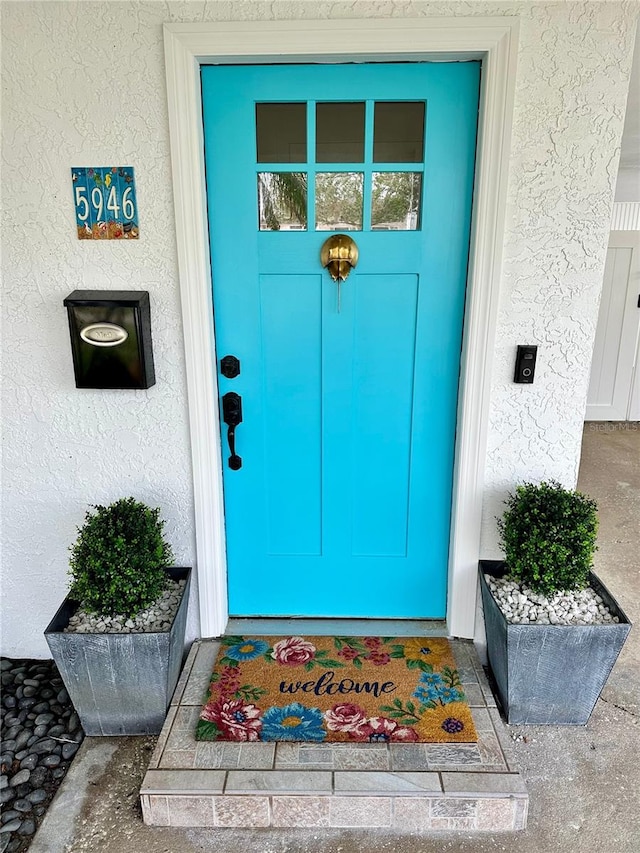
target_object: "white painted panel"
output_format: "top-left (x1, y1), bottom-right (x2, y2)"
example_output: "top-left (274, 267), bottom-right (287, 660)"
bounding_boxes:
top-left (629, 333), bottom-right (640, 421)
top-left (586, 248), bottom-right (633, 418)
top-left (628, 236), bottom-right (640, 420)
top-left (586, 232), bottom-right (640, 421)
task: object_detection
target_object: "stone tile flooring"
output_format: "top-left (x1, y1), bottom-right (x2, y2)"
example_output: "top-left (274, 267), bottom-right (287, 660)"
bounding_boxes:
top-left (140, 635), bottom-right (528, 832)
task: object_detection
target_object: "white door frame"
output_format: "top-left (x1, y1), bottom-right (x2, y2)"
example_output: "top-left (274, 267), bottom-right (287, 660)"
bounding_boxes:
top-left (163, 16), bottom-right (519, 640)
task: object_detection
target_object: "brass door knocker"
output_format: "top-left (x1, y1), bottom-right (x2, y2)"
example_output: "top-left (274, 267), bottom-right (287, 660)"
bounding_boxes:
top-left (320, 234), bottom-right (359, 312)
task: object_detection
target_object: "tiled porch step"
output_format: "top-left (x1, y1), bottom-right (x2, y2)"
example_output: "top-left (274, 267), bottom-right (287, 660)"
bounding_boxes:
top-left (140, 638), bottom-right (529, 831)
top-left (141, 768), bottom-right (528, 830)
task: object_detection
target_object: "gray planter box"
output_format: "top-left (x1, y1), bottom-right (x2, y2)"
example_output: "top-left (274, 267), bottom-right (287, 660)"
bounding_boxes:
top-left (45, 567), bottom-right (191, 736)
top-left (479, 560), bottom-right (631, 725)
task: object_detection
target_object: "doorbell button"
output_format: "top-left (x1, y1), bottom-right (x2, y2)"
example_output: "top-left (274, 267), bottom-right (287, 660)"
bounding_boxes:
top-left (514, 345), bottom-right (538, 384)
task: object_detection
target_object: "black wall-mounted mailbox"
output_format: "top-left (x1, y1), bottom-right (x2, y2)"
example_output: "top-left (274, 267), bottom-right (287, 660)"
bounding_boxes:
top-left (63, 290), bottom-right (155, 389)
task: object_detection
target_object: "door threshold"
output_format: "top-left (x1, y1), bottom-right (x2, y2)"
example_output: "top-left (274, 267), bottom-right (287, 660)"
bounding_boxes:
top-left (225, 618), bottom-right (448, 637)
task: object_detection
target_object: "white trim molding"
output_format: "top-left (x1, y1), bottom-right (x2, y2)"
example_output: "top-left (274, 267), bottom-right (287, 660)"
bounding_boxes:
top-left (163, 16), bottom-right (519, 639)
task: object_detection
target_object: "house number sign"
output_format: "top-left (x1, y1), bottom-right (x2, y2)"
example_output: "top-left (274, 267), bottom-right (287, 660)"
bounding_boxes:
top-left (72, 167), bottom-right (139, 240)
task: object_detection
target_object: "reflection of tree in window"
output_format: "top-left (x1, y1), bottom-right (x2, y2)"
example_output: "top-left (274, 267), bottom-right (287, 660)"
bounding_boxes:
top-left (316, 173), bottom-right (363, 231)
top-left (372, 173), bottom-right (421, 231)
top-left (258, 172), bottom-right (307, 230)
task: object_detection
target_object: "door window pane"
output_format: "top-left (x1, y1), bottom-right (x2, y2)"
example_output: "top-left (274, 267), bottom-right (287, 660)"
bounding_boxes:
top-left (316, 103), bottom-right (365, 163)
top-left (373, 102), bottom-right (425, 163)
top-left (258, 173), bottom-right (307, 231)
top-left (256, 103), bottom-right (306, 163)
top-left (371, 172), bottom-right (422, 230)
top-left (315, 173), bottom-right (363, 231)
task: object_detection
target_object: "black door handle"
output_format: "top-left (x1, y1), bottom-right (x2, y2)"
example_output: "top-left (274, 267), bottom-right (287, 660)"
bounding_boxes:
top-left (222, 392), bottom-right (243, 470)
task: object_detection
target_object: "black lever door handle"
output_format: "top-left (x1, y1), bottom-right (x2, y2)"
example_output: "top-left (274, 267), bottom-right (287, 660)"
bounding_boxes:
top-left (222, 392), bottom-right (243, 470)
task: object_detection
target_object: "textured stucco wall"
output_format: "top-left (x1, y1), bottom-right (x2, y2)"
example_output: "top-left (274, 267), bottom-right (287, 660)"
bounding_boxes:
top-left (2, 2), bottom-right (638, 657)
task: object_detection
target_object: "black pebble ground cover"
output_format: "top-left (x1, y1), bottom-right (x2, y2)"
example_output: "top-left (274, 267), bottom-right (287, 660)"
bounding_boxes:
top-left (0, 659), bottom-right (85, 852)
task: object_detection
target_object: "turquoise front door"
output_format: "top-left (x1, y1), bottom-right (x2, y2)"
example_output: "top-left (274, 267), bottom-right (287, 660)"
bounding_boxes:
top-left (201, 62), bottom-right (479, 618)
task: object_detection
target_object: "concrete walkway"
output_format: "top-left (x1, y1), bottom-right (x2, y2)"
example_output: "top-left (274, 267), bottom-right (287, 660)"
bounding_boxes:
top-left (31, 424), bottom-right (640, 852)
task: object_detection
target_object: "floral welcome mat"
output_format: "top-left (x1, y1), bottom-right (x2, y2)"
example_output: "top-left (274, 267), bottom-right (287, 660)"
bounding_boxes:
top-left (196, 636), bottom-right (477, 744)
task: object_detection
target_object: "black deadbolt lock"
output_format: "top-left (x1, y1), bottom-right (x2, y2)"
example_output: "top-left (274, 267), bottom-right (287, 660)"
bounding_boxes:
top-left (221, 355), bottom-right (240, 379)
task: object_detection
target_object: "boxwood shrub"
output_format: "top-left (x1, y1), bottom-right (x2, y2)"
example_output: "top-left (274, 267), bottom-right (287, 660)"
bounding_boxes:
top-left (497, 480), bottom-right (598, 596)
top-left (69, 497), bottom-right (174, 617)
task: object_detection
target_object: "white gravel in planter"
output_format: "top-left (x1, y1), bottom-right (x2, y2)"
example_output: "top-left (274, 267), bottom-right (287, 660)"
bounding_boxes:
top-left (484, 575), bottom-right (620, 625)
top-left (63, 579), bottom-right (186, 634)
